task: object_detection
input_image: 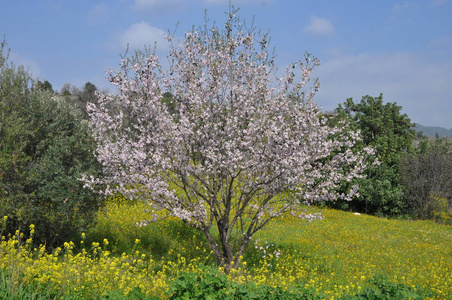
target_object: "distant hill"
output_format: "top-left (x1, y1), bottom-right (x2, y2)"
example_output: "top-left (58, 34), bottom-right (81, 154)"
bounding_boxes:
top-left (413, 123), bottom-right (452, 138)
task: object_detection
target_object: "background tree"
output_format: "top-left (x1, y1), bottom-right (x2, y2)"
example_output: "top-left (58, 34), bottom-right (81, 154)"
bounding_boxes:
top-left (70, 85), bottom-right (80, 96)
top-left (331, 94), bottom-right (415, 215)
top-left (0, 39), bottom-right (103, 247)
top-left (60, 83), bottom-right (72, 95)
top-left (86, 11), bottom-right (371, 271)
top-left (59, 82), bottom-right (99, 119)
top-left (34, 80), bottom-right (53, 92)
top-left (400, 136), bottom-right (452, 219)
top-left (76, 82), bottom-right (98, 118)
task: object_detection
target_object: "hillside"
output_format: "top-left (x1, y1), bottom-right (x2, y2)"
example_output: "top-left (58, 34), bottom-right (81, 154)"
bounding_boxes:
top-left (413, 123), bottom-right (452, 138)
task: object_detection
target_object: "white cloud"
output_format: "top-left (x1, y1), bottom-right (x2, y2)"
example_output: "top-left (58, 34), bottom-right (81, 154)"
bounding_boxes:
top-left (119, 21), bottom-right (169, 52)
top-left (313, 52), bottom-right (452, 128)
top-left (304, 16), bottom-right (334, 38)
top-left (134, 0), bottom-right (184, 12)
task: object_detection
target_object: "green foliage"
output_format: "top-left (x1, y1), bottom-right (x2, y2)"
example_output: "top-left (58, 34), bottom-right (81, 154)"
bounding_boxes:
top-left (1, 267), bottom-right (159, 300)
top-left (101, 287), bottom-right (159, 300)
top-left (161, 91), bottom-right (178, 118)
top-left (213, 274), bottom-right (435, 300)
top-left (74, 81), bottom-right (98, 119)
top-left (58, 82), bottom-right (99, 119)
top-left (0, 269), bottom-right (434, 300)
top-left (0, 39), bottom-right (103, 247)
top-left (400, 136), bottom-right (452, 219)
top-left (341, 275), bottom-right (434, 299)
top-left (331, 94), bottom-right (415, 216)
top-left (168, 267), bottom-right (324, 300)
top-left (34, 80), bottom-right (53, 92)
top-left (0, 267), bottom-right (65, 300)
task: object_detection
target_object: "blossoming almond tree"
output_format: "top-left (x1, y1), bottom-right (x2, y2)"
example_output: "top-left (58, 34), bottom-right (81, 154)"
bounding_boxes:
top-left (85, 11), bottom-right (372, 271)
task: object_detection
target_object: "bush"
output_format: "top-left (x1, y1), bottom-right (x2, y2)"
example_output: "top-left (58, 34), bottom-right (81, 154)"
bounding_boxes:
top-left (400, 137), bottom-right (452, 219)
top-left (0, 39), bottom-right (103, 247)
top-left (0, 90), bottom-right (103, 247)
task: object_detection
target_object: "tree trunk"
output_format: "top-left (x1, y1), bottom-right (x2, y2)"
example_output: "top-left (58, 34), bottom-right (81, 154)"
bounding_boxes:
top-left (202, 223), bottom-right (238, 273)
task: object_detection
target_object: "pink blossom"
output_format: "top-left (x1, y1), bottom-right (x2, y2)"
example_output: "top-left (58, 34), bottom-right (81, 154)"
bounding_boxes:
top-left (85, 10), bottom-right (371, 272)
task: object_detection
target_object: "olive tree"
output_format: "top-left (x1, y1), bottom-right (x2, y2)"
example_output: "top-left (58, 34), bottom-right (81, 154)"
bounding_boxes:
top-left (0, 38), bottom-right (102, 247)
top-left (85, 11), bottom-right (371, 271)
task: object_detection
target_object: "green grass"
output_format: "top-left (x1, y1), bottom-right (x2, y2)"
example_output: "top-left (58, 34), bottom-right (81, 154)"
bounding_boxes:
top-left (248, 209), bottom-right (451, 297)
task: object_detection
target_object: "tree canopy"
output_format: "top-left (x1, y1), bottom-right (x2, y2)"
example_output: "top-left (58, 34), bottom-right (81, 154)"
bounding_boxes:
top-left (332, 94), bottom-right (415, 215)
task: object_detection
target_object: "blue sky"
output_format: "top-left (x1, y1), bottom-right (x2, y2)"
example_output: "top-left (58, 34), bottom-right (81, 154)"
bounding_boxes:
top-left (2, 0), bottom-right (451, 128)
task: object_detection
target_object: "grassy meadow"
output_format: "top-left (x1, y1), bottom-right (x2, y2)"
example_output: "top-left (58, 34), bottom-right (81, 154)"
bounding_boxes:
top-left (1, 197), bottom-right (451, 299)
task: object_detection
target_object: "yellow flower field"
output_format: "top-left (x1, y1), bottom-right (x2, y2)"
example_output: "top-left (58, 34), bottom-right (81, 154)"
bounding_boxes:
top-left (249, 209), bottom-right (452, 298)
top-left (1, 200), bottom-right (451, 299)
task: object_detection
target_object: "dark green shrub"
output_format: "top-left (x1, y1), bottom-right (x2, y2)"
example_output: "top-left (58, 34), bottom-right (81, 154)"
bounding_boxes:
top-left (0, 39), bottom-right (103, 248)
